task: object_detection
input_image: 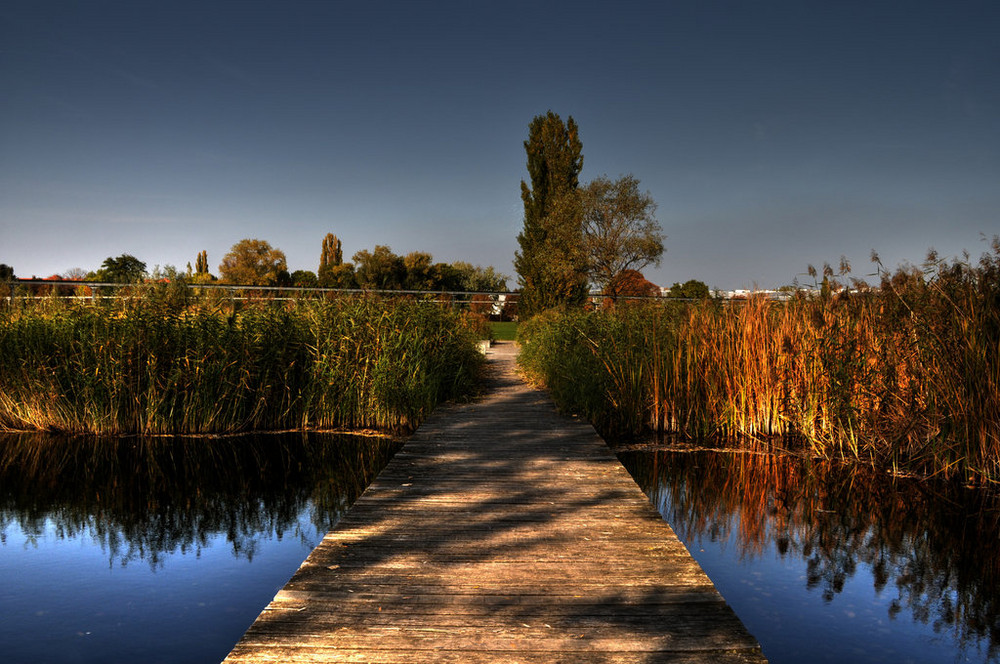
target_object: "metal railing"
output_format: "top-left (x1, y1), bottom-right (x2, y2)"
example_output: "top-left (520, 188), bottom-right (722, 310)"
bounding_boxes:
top-left (2, 279), bottom-right (812, 304)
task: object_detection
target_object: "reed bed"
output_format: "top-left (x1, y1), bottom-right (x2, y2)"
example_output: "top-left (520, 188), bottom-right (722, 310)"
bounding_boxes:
top-left (0, 294), bottom-right (485, 435)
top-left (519, 243), bottom-right (1000, 484)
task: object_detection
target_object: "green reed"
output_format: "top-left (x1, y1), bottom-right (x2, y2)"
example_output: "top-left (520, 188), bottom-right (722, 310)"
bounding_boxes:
top-left (519, 242), bottom-right (1000, 484)
top-left (0, 294), bottom-right (484, 435)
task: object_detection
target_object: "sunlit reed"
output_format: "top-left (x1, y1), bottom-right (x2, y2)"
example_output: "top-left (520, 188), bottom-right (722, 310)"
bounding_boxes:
top-left (519, 241), bottom-right (1000, 484)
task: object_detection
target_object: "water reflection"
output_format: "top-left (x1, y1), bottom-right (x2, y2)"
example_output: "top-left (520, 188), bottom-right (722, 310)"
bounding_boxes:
top-left (620, 450), bottom-right (1000, 662)
top-left (0, 431), bottom-right (401, 568)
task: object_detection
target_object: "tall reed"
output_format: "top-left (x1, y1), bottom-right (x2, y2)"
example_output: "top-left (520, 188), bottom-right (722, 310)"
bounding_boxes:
top-left (519, 242), bottom-right (1000, 484)
top-left (0, 294), bottom-right (484, 435)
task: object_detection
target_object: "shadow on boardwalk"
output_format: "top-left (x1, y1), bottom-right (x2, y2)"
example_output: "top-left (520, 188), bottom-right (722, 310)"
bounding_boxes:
top-left (223, 342), bottom-right (766, 663)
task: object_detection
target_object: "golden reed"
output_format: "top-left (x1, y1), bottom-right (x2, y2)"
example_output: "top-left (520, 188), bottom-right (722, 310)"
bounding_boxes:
top-left (520, 242), bottom-right (1000, 485)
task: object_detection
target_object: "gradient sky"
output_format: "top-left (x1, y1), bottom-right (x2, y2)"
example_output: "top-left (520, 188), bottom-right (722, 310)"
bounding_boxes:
top-left (2, 0), bottom-right (998, 290)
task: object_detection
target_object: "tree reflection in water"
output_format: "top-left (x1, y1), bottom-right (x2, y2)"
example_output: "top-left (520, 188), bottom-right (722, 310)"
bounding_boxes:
top-left (0, 432), bottom-right (401, 568)
top-left (620, 450), bottom-right (1000, 661)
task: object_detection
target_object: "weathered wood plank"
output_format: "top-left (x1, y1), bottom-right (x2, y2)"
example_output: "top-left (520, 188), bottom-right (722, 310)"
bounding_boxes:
top-left (225, 646), bottom-right (766, 664)
top-left (222, 342), bottom-right (766, 663)
top-left (270, 587), bottom-right (726, 607)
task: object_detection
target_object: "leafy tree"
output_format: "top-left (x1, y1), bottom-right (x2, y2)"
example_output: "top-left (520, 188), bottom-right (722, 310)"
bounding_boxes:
top-left (149, 264), bottom-right (185, 281)
top-left (318, 233), bottom-right (343, 286)
top-left (527, 191), bottom-right (589, 309)
top-left (514, 110), bottom-right (587, 317)
top-left (429, 262), bottom-right (463, 291)
top-left (580, 174), bottom-right (663, 299)
top-left (353, 245), bottom-right (404, 290)
top-left (452, 262), bottom-right (509, 292)
top-left (96, 254), bottom-right (147, 283)
top-left (403, 251), bottom-right (436, 290)
top-left (218, 239), bottom-right (288, 285)
top-left (290, 270), bottom-right (318, 288)
top-left (666, 279), bottom-right (711, 299)
top-left (325, 263), bottom-right (357, 289)
top-left (0, 264), bottom-right (15, 281)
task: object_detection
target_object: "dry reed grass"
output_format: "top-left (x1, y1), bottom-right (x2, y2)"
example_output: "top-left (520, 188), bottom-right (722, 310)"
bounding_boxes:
top-left (519, 241), bottom-right (1000, 484)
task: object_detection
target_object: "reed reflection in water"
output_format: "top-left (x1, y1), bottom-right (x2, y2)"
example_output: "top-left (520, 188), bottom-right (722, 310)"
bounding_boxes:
top-left (620, 450), bottom-right (1000, 664)
top-left (0, 431), bottom-right (400, 663)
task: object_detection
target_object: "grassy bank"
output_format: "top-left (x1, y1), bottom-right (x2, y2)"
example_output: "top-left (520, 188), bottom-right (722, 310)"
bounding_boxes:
top-left (519, 244), bottom-right (1000, 484)
top-left (0, 295), bottom-right (485, 435)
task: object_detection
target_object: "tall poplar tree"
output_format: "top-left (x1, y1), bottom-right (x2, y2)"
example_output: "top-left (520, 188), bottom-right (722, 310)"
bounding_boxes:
top-left (514, 111), bottom-right (588, 318)
top-left (318, 233), bottom-right (343, 286)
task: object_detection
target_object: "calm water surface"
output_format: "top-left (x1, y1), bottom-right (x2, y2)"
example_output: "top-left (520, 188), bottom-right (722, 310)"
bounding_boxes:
top-left (619, 450), bottom-right (1000, 664)
top-left (5, 432), bottom-right (998, 663)
top-left (0, 432), bottom-right (400, 664)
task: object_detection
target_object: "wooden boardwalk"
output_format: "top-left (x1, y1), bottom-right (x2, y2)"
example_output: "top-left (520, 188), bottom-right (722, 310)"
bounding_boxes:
top-left (223, 342), bottom-right (766, 663)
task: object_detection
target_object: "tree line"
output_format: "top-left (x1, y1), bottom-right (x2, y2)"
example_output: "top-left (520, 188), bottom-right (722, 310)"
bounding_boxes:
top-left (1, 239), bottom-right (509, 294)
top-left (4, 110), bottom-right (701, 311)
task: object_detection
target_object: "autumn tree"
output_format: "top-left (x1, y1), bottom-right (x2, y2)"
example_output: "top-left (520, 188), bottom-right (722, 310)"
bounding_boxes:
top-left (580, 174), bottom-right (663, 300)
top-left (607, 270), bottom-right (659, 299)
top-left (318, 233), bottom-right (343, 286)
top-left (61, 268), bottom-right (91, 297)
top-left (353, 245), bottom-right (405, 290)
top-left (218, 239), bottom-right (288, 285)
top-left (514, 110), bottom-right (587, 318)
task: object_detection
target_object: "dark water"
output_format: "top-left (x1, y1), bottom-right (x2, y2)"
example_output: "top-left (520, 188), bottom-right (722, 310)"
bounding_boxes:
top-left (0, 431), bottom-right (400, 664)
top-left (619, 450), bottom-right (1000, 664)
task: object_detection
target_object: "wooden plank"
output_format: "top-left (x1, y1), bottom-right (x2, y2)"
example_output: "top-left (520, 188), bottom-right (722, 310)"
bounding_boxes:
top-left (223, 342), bottom-right (766, 663)
top-left (225, 647), bottom-right (767, 664)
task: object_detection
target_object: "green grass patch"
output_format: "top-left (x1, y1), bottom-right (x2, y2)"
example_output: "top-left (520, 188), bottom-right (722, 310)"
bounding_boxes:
top-left (489, 321), bottom-right (518, 341)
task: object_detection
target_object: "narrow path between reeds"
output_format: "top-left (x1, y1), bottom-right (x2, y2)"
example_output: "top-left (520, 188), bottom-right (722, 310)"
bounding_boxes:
top-left (223, 340), bottom-right (766, 663)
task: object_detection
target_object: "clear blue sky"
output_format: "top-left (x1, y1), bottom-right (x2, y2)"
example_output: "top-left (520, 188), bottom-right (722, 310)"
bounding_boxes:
top-left (2, 0), bottom-right (997, 290)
